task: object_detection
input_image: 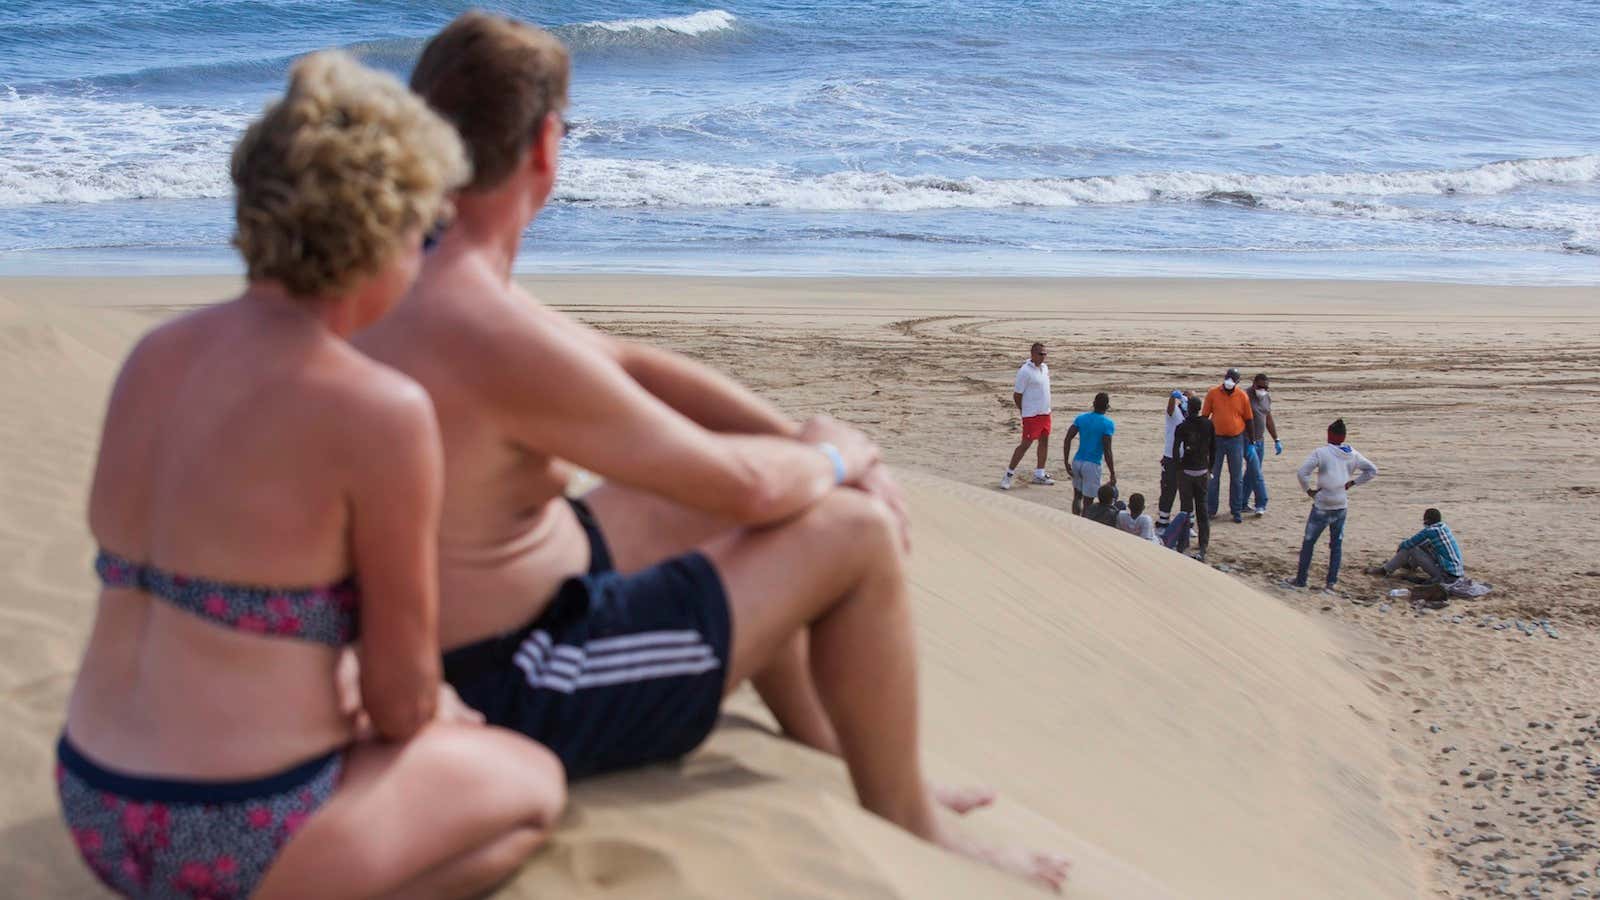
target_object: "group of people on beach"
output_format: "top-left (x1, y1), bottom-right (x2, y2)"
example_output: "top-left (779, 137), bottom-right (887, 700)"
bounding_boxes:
top-left (56, 14), bottom-right (1071, 899)
top-left (1000, 343), bottom-right (1471, 595)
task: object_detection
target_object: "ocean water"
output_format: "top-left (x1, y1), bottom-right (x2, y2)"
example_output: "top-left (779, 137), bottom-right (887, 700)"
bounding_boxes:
top-left (2, 0), bottom-right (1597, 282)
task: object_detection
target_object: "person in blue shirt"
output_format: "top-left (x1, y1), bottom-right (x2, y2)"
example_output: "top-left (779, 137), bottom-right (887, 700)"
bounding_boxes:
top-left (1062, 392), bottom-right (1117, 517)
top-left (1367, 508), bottom-right (1464, 583)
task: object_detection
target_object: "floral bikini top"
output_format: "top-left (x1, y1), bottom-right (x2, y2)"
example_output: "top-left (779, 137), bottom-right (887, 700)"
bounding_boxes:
top-left (95, 549), bottom-right (360, 646)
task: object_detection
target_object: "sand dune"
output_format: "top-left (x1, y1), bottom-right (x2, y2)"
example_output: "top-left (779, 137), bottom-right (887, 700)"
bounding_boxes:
top-left (0, 280), bottom-right (1427, 897)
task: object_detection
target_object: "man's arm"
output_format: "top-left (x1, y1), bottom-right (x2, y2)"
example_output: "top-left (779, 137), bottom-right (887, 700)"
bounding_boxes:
top-left (1200, 389), bottom-right (1213, 418)
top-left (1062, 423), bottom-right (1079, 461)
top-left (1265, 411), bottom-right (1279, 441)
top-left (553, 299), bottom-right (911, 547)
top-left (1349, 451), bottom-right (1379, 488)
top-left (1398, 528), bottom-right (1427, 551)
top-left (1297, 450), bottom-right (1319, 496)
top-left (1013, 392), bottom-right (1024, 411)
top-left (593, 330), bottom-right (799, 437)
top-left (1102, 435), bottom-right (1115, 485)
top-left (478, 305), bottom-right (874, 526)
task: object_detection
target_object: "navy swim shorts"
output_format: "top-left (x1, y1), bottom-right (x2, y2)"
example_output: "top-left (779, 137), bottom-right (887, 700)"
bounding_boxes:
top-left (443, 498), bottom-right (732, 780)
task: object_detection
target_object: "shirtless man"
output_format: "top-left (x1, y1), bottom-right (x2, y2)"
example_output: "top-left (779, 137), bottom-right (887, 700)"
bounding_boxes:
top-left (357, 12), bottom-right (1066, 892)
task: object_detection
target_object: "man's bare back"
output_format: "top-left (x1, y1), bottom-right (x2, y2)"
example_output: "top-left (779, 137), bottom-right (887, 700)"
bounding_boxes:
top-left (357, 253), bottom-right (595, 649)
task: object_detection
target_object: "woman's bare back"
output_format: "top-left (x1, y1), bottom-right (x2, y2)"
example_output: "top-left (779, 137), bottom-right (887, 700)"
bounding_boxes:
top-left (69, 297), bottom-right (421, 778)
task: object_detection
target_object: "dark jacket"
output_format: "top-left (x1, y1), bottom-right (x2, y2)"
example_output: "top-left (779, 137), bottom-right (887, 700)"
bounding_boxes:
top-left (1084, 502), bottom-right (1120, 527)
top-left (1173, 416), bottom-right (1216, 473)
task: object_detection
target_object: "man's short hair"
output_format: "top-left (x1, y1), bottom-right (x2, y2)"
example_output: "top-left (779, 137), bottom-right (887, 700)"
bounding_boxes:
top-left (1128, 493), bottom-right (1145, 514)
top-left (1424, 508), bottom-right (1442, 525)
top-left (1328, 418), bottom-right (1346, 438)
top-left (1097, 483), bottom-right (1115, 504)
top-left (1093, 391), bottom-right (1110, 412)
top-left (410, 12), bottom-right (571, 192)
top-left (1030, 342), bottom-right (1044, 353)
top-left (1254, 373), bottom-right (1269, 385)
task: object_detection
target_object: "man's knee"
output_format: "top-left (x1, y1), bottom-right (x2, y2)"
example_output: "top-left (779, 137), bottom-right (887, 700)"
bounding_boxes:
top-left (813, 488), bottom-right (900, 558)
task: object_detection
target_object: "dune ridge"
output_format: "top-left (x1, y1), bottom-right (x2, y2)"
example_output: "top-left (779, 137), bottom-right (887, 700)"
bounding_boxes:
top-left (0, 283), bottom-right (1424, 897)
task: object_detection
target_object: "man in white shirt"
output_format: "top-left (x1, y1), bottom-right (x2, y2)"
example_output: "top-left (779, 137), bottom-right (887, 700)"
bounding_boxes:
top-left (1156, 389), bottom-right (1192, 530)
top-left (1283, 418), bottom-right (1378, 592)
top-left (1116, 493), bottom-right (1160, 543)
top-left (1000, 342), bottom-right (1054, 490)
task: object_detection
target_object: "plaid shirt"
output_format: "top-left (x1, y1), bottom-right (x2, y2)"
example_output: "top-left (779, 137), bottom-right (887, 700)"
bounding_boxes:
top-left (1399, 522), bottom-right (1464, 578)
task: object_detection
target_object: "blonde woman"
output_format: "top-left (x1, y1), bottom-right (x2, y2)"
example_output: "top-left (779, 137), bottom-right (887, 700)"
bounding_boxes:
top-left (56, 52), bottom-right (564, 900)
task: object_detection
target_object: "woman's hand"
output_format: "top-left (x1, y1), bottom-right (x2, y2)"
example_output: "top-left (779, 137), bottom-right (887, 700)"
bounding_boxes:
top-left (434, 683), bottom-right (485, 725)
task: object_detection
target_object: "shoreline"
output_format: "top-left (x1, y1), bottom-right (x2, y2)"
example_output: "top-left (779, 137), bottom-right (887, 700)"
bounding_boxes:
top-left (3, 272), bottom-right (1596, 311)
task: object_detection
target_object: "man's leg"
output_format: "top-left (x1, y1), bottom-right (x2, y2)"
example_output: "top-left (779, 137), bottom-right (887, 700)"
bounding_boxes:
top-left (1034, 434), bottom-right (1049, 471)
top-left (585, 481), bottom-right (991, 815)
top-left (1157, 456), bottom-right (1177, 525)
top-left (1224, 436), bottom-right (1246, 518)
top-left (1191, 475), bottom-right (1211, 555)
top-left (1243, 440), bottom-right (1266, 512)
top-left (701, 490), bottom-right (1067, 890)
top-left (1004, 435), bottom-right (1030, 470)
top-left (1294, 508), bottom-right (1329, 586)
top-left (1405, 545), bottom-right (1446, 582)
top-left (1325, 509), bottom-right (1347, 587)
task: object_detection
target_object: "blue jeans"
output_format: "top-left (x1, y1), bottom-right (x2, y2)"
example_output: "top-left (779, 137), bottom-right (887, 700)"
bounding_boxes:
top-left (1295, 506), bottom-right (1348, 587)
top-left (1243, 439), bottom-right (1268, 511)
top-left (1207, 433), bottom-right (1246, 518)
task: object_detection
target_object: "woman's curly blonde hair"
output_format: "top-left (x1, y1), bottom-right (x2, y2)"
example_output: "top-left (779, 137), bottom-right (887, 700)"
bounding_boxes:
top-left (231, 51), bottom-right (470, 299)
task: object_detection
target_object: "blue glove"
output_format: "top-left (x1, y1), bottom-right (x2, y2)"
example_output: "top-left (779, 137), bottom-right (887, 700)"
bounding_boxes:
top-left (1274, 439), bottom-right (1283, 456)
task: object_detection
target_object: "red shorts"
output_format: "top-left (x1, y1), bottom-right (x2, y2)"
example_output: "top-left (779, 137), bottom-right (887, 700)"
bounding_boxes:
top-left (1021, 413), bottom-right (1052, 441)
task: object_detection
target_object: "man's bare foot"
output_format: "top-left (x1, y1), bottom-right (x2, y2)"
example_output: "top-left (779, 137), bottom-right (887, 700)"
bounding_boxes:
top-left (935, 822), bottom-right (1069, 893)
top-left (930, 782), bottom-right (996, 815)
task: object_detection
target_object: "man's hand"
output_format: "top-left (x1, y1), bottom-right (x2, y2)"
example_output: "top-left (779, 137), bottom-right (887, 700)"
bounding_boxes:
top-left (1274, 439), bottom-right (1283, 456)
top-left (800, 415), bottom-right (881, 484)
top-left (1306, 488), bottom-right (1319, 499)
top-left (1344, 480), bottom-right (1356, 490)
top-left (858, 463), bottom-right (911, 552)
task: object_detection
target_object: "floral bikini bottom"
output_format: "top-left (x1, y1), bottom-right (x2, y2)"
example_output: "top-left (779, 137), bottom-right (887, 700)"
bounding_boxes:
top-left (55, 735), bottom-right (342, 899)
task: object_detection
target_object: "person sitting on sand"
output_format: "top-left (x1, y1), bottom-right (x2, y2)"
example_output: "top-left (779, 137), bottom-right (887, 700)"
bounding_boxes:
top-left (1000, 341), bottom-right (1054, 490)
top-left (1284, 418), bottom-right (1378, 593)
top-left (1117, 493), bottom-right (1159, 542)
top-left (56, 53), bottom-right (566, 900)
top-left (355, 13), bottom-right (1067, 893)
top-left (1063, 391), bottom-right (1117, 517)
top-left (1084, 484), bottom-right (1121, 527)
top-left (1366, 508), bottom-right (1464, 585)
top-left (1171, 396), bottom-right (1217, 562)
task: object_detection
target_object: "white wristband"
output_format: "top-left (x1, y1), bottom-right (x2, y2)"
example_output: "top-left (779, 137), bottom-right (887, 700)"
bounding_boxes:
top-left (816, 442), bottom-right (847, 486)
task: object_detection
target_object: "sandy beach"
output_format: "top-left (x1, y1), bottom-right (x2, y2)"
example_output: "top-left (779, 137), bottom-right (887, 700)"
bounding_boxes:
top-left (3, 274), bottom-right (1598, 897)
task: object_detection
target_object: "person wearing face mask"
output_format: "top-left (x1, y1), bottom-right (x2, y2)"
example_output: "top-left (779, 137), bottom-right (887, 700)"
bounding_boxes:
top-left (1201, 367), bottom-right (1254, 524)
top-left (1242, 373), bottom-right (1282, 517)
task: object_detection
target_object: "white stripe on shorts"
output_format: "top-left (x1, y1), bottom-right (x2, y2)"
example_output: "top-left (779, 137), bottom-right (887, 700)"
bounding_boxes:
top-left (512, 628), bottom-right (721, 695)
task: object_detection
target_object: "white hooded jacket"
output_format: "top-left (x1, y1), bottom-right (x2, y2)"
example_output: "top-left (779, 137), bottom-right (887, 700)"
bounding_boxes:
top-left (1296, 443), bottom-right (1378, 511)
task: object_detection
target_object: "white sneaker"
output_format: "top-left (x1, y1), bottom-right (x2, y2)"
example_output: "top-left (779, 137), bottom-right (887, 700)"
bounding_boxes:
top-left (999, 473), bottom-right (1014, 490)
top-left (1030, 472), bottom-right (1055, 485)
